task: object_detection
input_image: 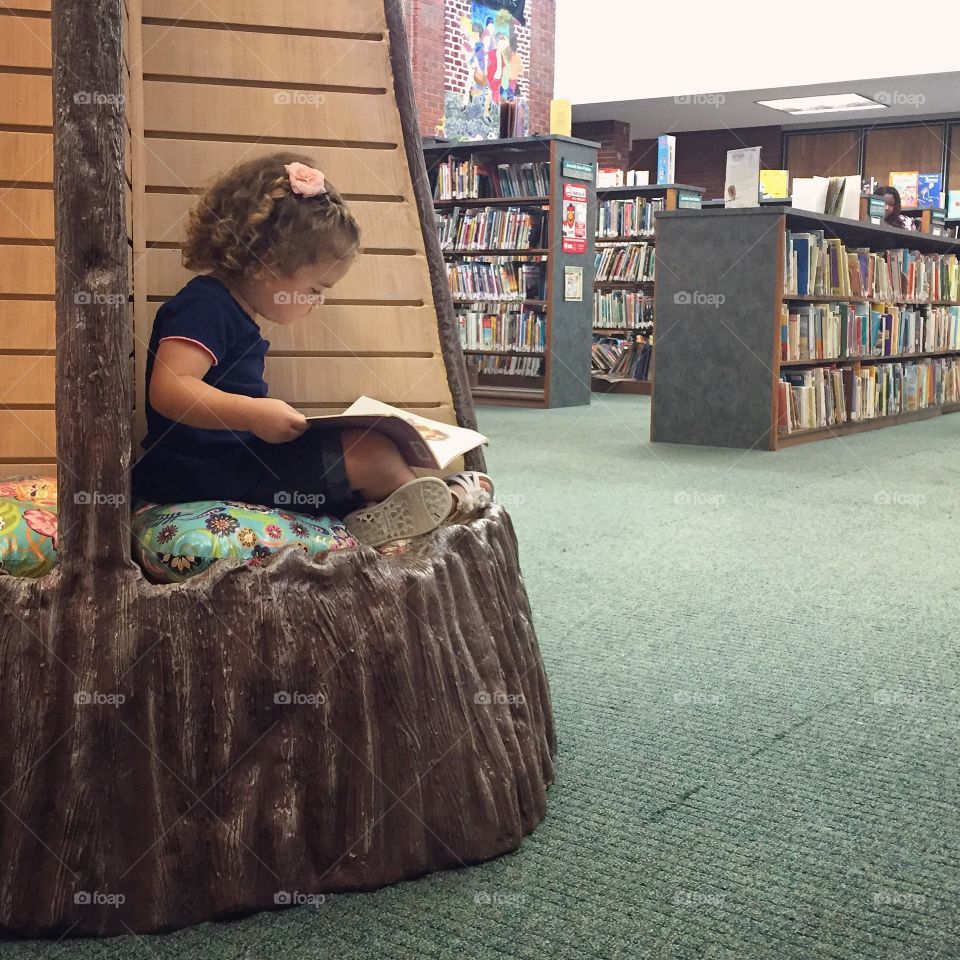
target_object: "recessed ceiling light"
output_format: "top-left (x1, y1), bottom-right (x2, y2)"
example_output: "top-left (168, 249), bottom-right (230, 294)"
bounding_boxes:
top-left (756, 93), bottom-right (888, 116)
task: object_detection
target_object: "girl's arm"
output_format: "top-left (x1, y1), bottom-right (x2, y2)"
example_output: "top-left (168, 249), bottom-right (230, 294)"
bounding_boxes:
top-left (149, 339), bottom-right (307, 443)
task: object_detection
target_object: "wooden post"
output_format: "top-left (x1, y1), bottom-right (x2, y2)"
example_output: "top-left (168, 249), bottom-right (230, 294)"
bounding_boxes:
top-left (51, 0), bottom-right (132, 574)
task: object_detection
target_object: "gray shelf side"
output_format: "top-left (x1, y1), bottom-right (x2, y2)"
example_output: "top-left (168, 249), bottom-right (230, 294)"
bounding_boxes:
top-left (546, 139), bottom-right (597, 408)
top-left (651, 213), bottom-right (782, 449)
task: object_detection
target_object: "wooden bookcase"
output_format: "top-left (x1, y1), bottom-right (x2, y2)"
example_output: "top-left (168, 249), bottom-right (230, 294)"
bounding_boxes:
top-left (423, 135), bottom-right (598, 408)
top-left (651, 207), bottom-right (960, 450)
top-left (592, 184), bottom-right (704, 396)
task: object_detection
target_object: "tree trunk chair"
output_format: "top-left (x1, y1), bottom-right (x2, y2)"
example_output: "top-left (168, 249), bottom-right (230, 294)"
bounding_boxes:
top-left (0, 0), bottom-right (555, 936)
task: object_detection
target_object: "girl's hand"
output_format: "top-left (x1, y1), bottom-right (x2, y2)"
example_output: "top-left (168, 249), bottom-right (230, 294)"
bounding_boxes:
top-left (245, 398), bottom-right (308, 444)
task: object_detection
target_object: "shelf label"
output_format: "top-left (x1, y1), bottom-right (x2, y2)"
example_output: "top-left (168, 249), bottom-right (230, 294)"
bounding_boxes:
top-left (677, 190), bottom-right (701, 209)
top-left (867, 195), bottom-right (885, 225)
top-left (562, 182), bottom-right (588, 254)
top-left (562, 159), bottom-right (594, 182)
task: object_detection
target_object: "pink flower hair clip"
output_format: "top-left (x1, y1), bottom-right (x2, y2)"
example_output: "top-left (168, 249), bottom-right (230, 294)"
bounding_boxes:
top-left (284, 162), bottom-right (327, 198)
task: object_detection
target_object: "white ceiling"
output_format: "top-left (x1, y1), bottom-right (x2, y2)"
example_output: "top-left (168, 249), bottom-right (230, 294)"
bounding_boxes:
top-left (572, 73), bottom-right (960, 140)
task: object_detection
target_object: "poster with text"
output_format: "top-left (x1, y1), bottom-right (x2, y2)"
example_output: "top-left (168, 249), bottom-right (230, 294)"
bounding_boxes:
top-left (561, 182), bottom-right (588, 254)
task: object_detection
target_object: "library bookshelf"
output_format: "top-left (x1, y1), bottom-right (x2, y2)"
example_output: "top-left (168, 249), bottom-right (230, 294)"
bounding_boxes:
top-left (423, 135), bottom-right (599, 408)
top-left (651, 207), bottom-right (960, 450)
top-left (592, 184), bottom-right (704, 396)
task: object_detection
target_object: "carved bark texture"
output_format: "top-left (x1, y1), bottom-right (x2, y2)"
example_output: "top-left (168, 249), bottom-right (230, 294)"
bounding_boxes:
top-left (0, 0), bottom-right (555, 936)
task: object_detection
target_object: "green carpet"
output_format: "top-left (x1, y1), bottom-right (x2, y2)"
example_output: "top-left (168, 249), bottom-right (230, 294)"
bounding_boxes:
top-left (5, 395), bottom-right (960, 959)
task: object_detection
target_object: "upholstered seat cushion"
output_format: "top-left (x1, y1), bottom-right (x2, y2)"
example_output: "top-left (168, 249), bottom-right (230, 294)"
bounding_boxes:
top-left (131, 499), bottom-right (358, 583)
top-left (0, 477), bottom-right (357, 582)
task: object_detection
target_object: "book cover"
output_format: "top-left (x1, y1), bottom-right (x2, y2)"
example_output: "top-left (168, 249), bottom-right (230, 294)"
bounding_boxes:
top-left (949, 190), bottom-right (960, 220)
top-left (759, 170), bottom-right (789, 199)
top-left (724, 146), bottom-right (761, 208)
top-left (656, 135), bottom-right (676, 185)
top-left (306, 397), bottom-right (488, 470)
top-left (917, 173), bottom-right (943, 209)
top-left (890, 171), bottom-right (919, 208)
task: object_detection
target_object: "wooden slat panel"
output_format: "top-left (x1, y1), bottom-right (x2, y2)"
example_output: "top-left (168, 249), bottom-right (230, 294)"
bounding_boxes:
top-left (0, 14), bottom-right (51, 69)
top-left (0, 73), bottom-right (52, 127)
top-left (0, 463), bottom-right (57, 477)
top-left (784, 130), bottom-right (860, 183)
top-left (142, 0), bottom-right (386, 34)
top-left (147, 249), bottom-right (431, 302)
top-left (143, 138), bottom-right (408, 196)
top-left (143, 302), bottom-right (441, 354)
top-left (863, 125), bottom-right (945, 187)
top-left (0, 409), bottom-right (55, 459)
top-left (0, 245), bottom-right (53, 295)
top-left (0, 0), bottom-right (50, 11)
top-left (144, 81), bottom-right (400, 145)
top-left (949, 124), bottom-right (960, 200)
top-left (266, 356), bottom-right (449, 405)
top-left (0, 187), bottom-right (53, 240)
top-left (141, 25), bottom-right (389, 90)
top-left (0, 301), bottom-right (55, 350)
top-left (0, 355), bottom-right (54, 404)
top-left (144, 194), bottom-right (423, 251)
top-left (0, 131), bottom-right (53, 183)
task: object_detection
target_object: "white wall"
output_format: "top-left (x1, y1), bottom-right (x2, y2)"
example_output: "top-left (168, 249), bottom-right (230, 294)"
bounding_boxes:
top-left (556, 0), bottom-right (960, 104)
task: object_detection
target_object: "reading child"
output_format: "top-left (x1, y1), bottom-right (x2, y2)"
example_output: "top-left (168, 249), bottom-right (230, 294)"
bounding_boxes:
top-left (131, 153), bottom-right (492, 547)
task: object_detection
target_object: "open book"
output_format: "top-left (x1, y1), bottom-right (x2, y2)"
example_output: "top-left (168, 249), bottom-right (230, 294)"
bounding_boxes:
top-left (306, 396), bottom-right (487, 470)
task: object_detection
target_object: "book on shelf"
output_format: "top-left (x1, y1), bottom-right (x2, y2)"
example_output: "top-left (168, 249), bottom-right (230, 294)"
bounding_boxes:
top-left (597, 197), bottom-right (662, 238)
top-left (889, 171), bottom-right (919, 208)
top-left (306, 396), bottom-right (487, 470)
top-left (591, 336), bottom-right (653, 381)
top-left (447, 259), bottom-right (546, 301)
top-left (778, 357), bottom-right (960, 434)
top-left (917, 174), bottom-right (943, 209)
top-left (432, 156), bottom-right (550, 201)
top-left (437, 206), bottom-right (548, 250)
top-left (593, 290), bottom-right (654, 331)
top-left (657, 135), bottom-right (676, 185)
top-left (791, 175), bottom-right (858, 218)
top-left (594, 243), bottom-right (655, 282)
top-left (949, 190), bottom-right (960, 220)
top-left (597, 167), bottom-right (625, 187)
top-left (474, 354), bottom-right (543, 377)
top-left (458, 306), bottom-right (546, 353)
top-left (759, 170), bottom-right (789, 200)
top-left (627, 169), bottom-right (649, 187)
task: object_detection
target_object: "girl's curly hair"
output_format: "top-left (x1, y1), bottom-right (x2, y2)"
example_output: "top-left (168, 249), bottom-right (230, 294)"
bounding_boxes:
top-left (182, 152), bottom-right (361, 279)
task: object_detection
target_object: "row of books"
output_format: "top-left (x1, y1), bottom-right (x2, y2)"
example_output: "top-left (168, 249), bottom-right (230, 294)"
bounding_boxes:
top-left (447, 260), bottom-right (545, 301)
top-left (458, 308), bottom-right (545, 354)
top-left (784, 231), bottom-right (960, 301)
top-left (473, 355), bottom-right (543, 377)
top-left (432, 156), bottom-right (550, 201)
top-left (597, 198), bottom-right (663, 238)
top-left (437, 207), bottom-right (548, 251)
top-left (778, 357), bottom-right (960, 433)
top-left (592, 337), bottom-right (653, 381)
top-left (594, 291), bottom-right (654, 330)
top-left (780, 303), bottom-right (960, 361)
top-left (595, 243), bottom-right (656, 283)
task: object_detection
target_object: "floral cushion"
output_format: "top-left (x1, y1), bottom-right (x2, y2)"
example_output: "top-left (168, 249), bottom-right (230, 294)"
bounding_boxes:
top-left (131, 499), bottom-right (358, 583)
top-left (0, 477), bottom-right (59, 578)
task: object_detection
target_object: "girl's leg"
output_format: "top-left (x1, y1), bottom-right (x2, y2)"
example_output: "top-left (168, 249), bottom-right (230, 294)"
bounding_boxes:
top-left (341, 428), bottom-right (416, 501)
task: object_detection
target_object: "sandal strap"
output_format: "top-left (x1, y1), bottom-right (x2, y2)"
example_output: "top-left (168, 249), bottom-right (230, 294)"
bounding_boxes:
top-left (445, 471), bottom-right (495, 515)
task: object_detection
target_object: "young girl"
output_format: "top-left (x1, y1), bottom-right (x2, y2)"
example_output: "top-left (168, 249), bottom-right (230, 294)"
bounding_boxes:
top-left (131, 152), bottom-right (492, 547)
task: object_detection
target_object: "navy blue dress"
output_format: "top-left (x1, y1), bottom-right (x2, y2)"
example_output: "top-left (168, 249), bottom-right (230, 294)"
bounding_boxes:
top-left (132, 276), bottom-right (356, 515)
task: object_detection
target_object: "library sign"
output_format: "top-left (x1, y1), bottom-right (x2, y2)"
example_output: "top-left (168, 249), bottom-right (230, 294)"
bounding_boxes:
top-left (561, 182), bottom-right (588, 254)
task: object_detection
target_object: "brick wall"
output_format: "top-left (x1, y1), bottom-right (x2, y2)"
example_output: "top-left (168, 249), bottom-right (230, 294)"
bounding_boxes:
top-left (571, 120), bottom-right (631, 167)
top-left (406, 0), bottom-right (554, 136)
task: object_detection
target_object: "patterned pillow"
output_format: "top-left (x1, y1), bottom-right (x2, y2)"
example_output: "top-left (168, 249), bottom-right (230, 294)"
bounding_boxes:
top-left (131, 499), bottom-right (358, 583)
top-left (0, 476), bottom-right (59, 578)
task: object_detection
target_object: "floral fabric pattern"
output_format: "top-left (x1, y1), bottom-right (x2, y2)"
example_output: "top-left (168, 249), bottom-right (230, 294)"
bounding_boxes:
top-left (0, 476), bottom-right (59, 578)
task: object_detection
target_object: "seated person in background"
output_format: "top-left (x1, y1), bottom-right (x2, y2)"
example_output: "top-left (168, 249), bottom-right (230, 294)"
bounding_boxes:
top-left (876, 186), bottom-right (916, 231)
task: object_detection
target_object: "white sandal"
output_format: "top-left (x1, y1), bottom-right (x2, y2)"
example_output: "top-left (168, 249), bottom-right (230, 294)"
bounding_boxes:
top-left (445, 471), bottom-right (495, 522)
top-left (344, 477), bottom-right (453, 547)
